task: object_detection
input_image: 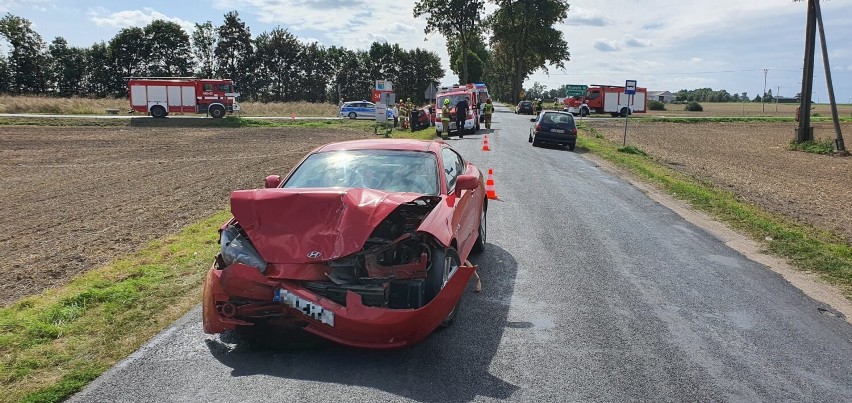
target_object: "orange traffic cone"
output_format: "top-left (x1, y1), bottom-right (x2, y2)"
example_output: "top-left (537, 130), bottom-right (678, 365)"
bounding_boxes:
top-left (485, 168), bottom-right (499, 200)
top-left (482, 134), bottom-right (491, 151)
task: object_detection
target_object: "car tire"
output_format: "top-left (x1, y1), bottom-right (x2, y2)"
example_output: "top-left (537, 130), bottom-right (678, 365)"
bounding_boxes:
top-left (619, 107), bottom-right (629, 117)
top-left (568, 143), bottom-right (576, 151)
top-left (472, 202), bottom-right (487, 253)
top-left (528, 132), bottom-right (533, 143)
top-left (348, 112), bottom-right (357, 119)
top-left (580, 107), bottom-right (589, 117)
top-left (209, 105), bottom-right (226, 119)
top-left (425, 247), bottom-right (461, 327)
top-left (150, 105), bottom-right (166, 118)
top-left (532, 135), bottom-right (540, 147)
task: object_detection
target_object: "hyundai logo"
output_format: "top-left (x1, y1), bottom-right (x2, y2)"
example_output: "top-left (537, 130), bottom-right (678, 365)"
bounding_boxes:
top-left (307, 251), bottom-right (321, 259)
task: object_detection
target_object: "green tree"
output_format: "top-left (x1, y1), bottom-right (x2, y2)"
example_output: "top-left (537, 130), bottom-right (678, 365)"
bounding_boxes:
top-left (488, 0), bottom-right (571, 103)
top-left (192, 21), bottom-right (217, 78)
top-left (83, 42), bottom-right (113, 97)
top-left (413, 0), bottom-right (484, 84)
top-left (0, 54), bottom-right (8, 93)
top-left (109, 26), bottom-right (148, 92)
top-left (0, 13), bottom-right (48, 94)
top-left (253, 27), bottom-right (301, 102)
top-left (448, 33), bottom-right (488, 84)
top-left (144, 20), bottom-right (192, 77)
top-left (48, 37), bottom-right (86, 97)
top-left (296, 42), bottom-right (332, 103)
top-left (215, 11), bottom-right (254, 96)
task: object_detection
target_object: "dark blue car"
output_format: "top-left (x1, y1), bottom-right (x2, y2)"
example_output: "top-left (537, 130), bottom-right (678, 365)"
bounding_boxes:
top-left (528, 111), bottom-right (578, 151)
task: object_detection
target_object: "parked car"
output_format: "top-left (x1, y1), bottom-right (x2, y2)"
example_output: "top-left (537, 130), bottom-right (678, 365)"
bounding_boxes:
top-left (203, 139), bottom-right (488, 349)
top-left (515, 101), bottom-right (534, 115)
top-left (338, 101), bottom-right (376, 119)
top-left (528, 111), bottom-right (578, 150)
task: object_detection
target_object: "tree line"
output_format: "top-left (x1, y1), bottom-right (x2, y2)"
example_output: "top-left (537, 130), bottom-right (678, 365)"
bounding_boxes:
top-left (0, 12), bottom-right (443, 103)
top-left (414, 0), bottom-right (571, 104)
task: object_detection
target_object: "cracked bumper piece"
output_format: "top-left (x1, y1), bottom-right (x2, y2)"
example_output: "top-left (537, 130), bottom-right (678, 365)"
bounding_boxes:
top-left (202, 263), bottom-right (477, 349)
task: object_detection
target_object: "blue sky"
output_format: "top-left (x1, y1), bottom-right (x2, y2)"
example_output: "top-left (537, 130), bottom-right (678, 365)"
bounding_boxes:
top-left (1, 0), bottom-right (850, 102)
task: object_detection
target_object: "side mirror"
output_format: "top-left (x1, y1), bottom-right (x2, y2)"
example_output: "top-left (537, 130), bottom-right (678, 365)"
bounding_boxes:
top-left (529, 118), bottom-right (536, 122)
top-left (264, 175), bottom-right (281, 188)
top-left (454, 174), bottom-right (479, 197)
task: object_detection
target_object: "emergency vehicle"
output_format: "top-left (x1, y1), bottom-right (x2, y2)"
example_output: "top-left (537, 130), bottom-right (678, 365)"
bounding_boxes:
top-left (434, 84), bottom-right (480, 137)
top-left (564, 85), bottom-right (647, 117)
top-left (127, 77), bottom-right (240, 118)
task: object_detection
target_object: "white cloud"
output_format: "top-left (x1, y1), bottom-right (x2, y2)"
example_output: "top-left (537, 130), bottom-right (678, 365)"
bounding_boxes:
top-left (565, 7), bottom-right (607, 26)
top-left (88, 7), bottom-right (195, 34)
top-left (623, 35), bottom-right (651, 48)
top-left (593, 39), bottom-right (619, 52)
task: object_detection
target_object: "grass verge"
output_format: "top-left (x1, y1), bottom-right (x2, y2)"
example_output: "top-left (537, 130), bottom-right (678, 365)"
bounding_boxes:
top-left (576, 123), bottom-right (852, 295)
top-left (788, 138), bottom-right (836, 155)
top-left (0, 211), bottom-right (230, 403)
top-left (635, 116), bottom-right (852, 124)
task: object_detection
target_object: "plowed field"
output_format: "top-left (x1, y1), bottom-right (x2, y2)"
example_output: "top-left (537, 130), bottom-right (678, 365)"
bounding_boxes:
top-left (0, 125), bottom-right (370, 306)
top-left (588, 119), bottom-right (852, 242)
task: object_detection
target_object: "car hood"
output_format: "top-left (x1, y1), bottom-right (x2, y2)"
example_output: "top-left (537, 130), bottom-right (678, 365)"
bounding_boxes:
top-left (230, 188), bottom-right (425, 264)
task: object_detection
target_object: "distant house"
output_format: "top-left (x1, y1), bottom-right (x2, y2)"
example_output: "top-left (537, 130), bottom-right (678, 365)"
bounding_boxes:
top-left (648, 90), bottom-right (677, 103)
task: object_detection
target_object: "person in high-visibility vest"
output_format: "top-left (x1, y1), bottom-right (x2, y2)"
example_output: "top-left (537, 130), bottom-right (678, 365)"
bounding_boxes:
top-left (440, 98), bottom-right (451, 140)
top-left (483, 98), bottom-right (494, 130)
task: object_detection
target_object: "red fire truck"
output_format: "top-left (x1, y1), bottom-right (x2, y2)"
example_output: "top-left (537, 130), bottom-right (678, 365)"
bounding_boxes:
top-left (564, 85), bottom-right (647, 117)
top-left (434, 84), bottom-right (480, 136)
top-left (128, 77), bottom-right (241, 118)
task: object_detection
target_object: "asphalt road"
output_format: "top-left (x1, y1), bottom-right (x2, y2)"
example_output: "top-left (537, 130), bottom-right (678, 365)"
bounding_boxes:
top-left (71, 105), bottom-right (852, 402)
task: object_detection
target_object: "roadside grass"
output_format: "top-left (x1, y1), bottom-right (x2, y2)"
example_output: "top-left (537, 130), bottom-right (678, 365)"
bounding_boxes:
top-left (788, 138), bottom-right (836, 155)
top-left (391, 125), bottom-right (439, 140)
top-left (576, 123), bottom-right (852, 295)
top-left (634, 116), bottom-right (852, 124)
top-left (0, 211), bottom-right (230, 403)
top-left (0, 116), bottom-right (376, 131)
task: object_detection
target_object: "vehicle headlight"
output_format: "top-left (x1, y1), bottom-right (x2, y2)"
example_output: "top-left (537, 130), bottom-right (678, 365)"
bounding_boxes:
top-left (220, 225), bottom-right (267, 272)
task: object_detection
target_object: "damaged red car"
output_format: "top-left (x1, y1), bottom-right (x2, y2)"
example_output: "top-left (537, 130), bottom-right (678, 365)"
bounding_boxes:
top-left (203, 139), bottom-right (487, 349)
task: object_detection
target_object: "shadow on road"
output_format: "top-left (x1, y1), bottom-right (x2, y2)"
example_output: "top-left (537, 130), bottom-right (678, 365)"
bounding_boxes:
top-left (205, 244), bottom-right (520, 402)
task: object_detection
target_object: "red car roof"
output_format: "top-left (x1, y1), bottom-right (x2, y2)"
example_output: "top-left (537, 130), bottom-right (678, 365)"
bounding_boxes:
top-left (316, 139), bottom-right (444, 153)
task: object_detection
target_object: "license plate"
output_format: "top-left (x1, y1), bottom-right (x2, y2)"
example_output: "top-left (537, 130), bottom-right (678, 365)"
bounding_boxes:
top-left (449, 123), bottom-right (457, 130)
top-left (274, 288), bottom-right (335, 326)
top-left (550, 128), bottom-right (566, 133)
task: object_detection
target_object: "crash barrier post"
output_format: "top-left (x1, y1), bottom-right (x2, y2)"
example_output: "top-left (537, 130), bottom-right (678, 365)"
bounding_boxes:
top-left (485, 168), bottom-right (499, 200)
top-left (482, 134), bottom-right (491, 151)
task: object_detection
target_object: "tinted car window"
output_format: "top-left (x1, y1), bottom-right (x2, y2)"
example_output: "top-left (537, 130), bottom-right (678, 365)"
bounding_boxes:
top-left (283, 150), bottom-right (439, 195)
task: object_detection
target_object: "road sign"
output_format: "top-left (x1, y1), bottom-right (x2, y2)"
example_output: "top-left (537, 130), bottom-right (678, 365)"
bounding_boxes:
top-left (565, 84), bottom-right (588, 97)
top-left (625, 80), bottom-right (637, 95)
top-left (424, 83), bottom-right (437, 100)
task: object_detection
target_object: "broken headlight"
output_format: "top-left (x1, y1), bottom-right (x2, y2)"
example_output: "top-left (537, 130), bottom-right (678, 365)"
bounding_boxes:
top-left (220, 225), bottom-right (267, 272)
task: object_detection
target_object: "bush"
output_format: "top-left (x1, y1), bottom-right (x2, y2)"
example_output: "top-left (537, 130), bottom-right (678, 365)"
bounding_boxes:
top-left (788, 139), bottom-right (835, 155)
top-left (684, 101), bottom-right (703, 112)
top-left (617, 145), bottom-right (648, 157)
top-left (648, 100), bottom-right (666, 111)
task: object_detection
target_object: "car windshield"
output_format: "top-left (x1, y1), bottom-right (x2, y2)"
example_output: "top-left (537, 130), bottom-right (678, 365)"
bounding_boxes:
top-left (283, 150), bottom-right (440, 195)
top-left (542, 113), bottom-right (573, 125)
top-left (437, 94), bottom-right (467, 107)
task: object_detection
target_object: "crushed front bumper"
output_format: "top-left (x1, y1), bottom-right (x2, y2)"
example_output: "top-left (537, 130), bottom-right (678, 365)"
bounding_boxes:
top-left (202, 263), bottom-right (477, 349)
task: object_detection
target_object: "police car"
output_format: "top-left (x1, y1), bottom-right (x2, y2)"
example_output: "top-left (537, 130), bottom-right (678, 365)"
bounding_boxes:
top-left (338, 101), bottom-right (377, 120)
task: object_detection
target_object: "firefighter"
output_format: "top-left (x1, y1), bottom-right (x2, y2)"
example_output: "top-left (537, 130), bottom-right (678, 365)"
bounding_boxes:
top-left (404, 98), bottom-right (413, 130)
top-left (535, 98), bottom-right (543, 116)
top-left (483, 98), bottom-right (494, 130)
top-left (441, 98), bottom-right (451, 140)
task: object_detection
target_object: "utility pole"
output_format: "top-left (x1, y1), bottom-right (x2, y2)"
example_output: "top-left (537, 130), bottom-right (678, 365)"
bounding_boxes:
top-left (776, 85), bottom-right (780, 113)
top-left (796, 0), bottom-right (816, 143)
top-left (813, 0), bottom-right (847, 154)
top-left (762, 68), bottom-right (768, 113)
